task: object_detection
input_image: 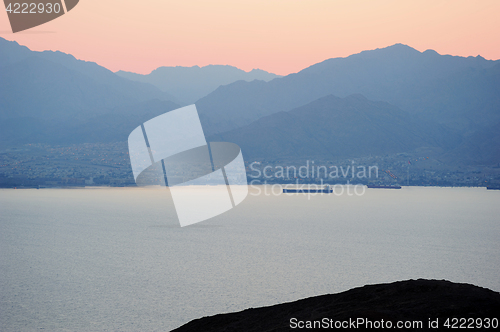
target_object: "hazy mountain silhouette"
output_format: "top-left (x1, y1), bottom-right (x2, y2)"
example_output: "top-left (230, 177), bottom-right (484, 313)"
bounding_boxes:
top-left (197, 44), bottom-right (499, 136)
top-left (442, 122), bottom-right (500, 165)
top-left (0, 99), bottom-right (179, 147)
top-left (0, 38), bottom-right (179, 147)
top-left (0, 38), bottom-right (178, 106)
top-left (116, 65), bottom-right (280, 105)
top-left (1, 39), bottom-right (498, 166)
top-left (209, 94), bottom-right (461, 161)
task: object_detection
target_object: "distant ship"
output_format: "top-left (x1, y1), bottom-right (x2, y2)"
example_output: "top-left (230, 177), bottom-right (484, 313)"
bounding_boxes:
top-left (367, 185), bottom-right (402, 189)
top-left (283, 185), bottom-right (333, 193)
top-left (486, 186), bottom-right (500, 190)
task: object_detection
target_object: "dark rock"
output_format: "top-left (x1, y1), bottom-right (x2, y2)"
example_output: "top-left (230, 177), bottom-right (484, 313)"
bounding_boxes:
top-left (171, 279), bottom-right (500, 331)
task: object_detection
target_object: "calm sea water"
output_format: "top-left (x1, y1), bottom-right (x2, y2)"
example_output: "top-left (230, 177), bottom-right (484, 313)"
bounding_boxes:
top-left (1, 186), bottom-right (499, 331)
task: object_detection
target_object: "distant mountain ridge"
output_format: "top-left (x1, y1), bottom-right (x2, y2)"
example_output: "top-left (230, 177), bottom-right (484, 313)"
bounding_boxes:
top-left (195, 44), bottom-right (499, 165)
top-left (116, 65), bottom-right (280, 105)
top-left (0, 38), bottom-right (178, 106)
top-left (0, 37), bottom-right (179, 147)
top-left (1, 38), bottom-right (498, 166)
top-left (209, 94), bottom-right (461, 161)
top-left (196, 44), bottom-right (499, 136)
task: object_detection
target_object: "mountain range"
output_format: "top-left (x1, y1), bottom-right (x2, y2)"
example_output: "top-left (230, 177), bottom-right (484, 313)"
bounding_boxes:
top-left (196, 44), bottom-right (499, 135)
top-left (209, 94), bottom-right (461, 161)
top-left (117, 65), bottom-right (280, 105)
top-left (0, 38), bottom-right (181, 147)
top-left (1, 38), bottom-right (499, 165)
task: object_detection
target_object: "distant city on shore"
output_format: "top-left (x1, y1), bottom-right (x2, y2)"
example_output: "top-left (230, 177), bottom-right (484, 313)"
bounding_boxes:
top-left (1, 142), bottom-right (499, 188)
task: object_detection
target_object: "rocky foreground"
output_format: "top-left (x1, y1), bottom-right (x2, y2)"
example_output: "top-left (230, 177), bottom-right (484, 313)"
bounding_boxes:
top-left (171, 279), bottom-right (500, 331)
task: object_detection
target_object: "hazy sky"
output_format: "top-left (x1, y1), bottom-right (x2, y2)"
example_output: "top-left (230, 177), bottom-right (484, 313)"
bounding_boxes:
top-left (1, 0), bottom-right (498, 75)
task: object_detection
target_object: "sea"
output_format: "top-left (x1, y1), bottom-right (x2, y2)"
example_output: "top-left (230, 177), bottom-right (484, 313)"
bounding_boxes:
top-left (1, 186), bottom-right (499, 331)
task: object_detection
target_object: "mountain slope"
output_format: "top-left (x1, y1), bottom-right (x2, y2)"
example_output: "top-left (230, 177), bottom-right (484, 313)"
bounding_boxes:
top-left (0, 99), bottom-right (179, 146)
top-left (1, 39), bottom-right (497, 167)
top-left (196, 44), bottom-right (499, 136)
top-left (0, 37), bottom-right (177, 105)
top-left (209, 94), bottom-right (460, 160)
top-left (117, 65), bottom-right (280, 105)
top-left (0, 38), bottom-right (180, 147)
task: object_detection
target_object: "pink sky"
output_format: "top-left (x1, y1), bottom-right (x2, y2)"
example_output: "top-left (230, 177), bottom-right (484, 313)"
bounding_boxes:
top-left (1, 0), bottom-right (499, 75)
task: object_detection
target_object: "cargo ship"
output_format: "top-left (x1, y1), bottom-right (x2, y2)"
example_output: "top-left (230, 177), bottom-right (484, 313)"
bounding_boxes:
top-left (367, 185), bottom-right (402, 189)
top-left (283, 185), bottom-right (333, 193)
top-left (487, 186), bottom-right (500, 190)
